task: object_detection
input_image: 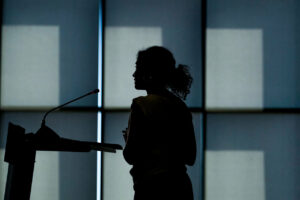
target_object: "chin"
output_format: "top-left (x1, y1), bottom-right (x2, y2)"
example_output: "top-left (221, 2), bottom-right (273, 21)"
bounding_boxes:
top-left (135, 86), bottom-right (144, 90)
top-left (134, 83), bottom-right (146, 90)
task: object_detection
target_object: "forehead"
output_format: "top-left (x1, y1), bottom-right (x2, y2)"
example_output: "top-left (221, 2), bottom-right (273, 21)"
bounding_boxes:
top-left (136, 52), bottom-right (149, 64)
top-left (135, 54), bottom-right (151, 70)
top-left (136, 57), bottom-right (143, 64)
top-left (135, 58), bottom-right (146, 67)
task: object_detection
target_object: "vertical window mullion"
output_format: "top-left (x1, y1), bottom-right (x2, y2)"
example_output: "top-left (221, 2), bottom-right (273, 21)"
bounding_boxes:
top-left (202, 0), bottom-right (207, 200)
top-left (97, 1), bottom-right (103, 200)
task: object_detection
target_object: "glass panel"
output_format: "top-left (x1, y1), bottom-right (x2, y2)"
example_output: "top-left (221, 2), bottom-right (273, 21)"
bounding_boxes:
top-left (189, 113), bottom-right (203, 200)
top-left (102, 112), bottom-right (203, 200)
top-left (206, 113), bottom-right (300, 200)
top-left (206, 29), bottom-right (263, 109)
top-left (102, 112), bottom-right (133, 200)
top-left (207, 0), bottom-right (300, 109)
top-left (0, 111), bottom-right (98, 200)
top-left (1, 0), bottom-right (99, 108)
top-left (1, 25), bottom-right (60, 108)
top-left (104, 0), bottom-right (202, 108)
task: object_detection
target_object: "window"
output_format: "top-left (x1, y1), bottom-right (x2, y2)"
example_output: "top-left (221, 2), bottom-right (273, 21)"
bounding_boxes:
top-left (1, 1), bottom-right (299, 200)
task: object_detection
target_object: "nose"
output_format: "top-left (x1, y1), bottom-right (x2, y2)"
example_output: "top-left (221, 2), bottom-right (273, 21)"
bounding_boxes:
top-left (133, 71), bottom-right (136, 78)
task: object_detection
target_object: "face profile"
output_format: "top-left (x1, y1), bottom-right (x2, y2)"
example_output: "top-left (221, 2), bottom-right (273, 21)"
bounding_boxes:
top-left (132, 46), bottom-right (192, 100)
top-left (132, 46), bottom-right (176, 92)
top-left (133, 61), bottom-right (150, 90)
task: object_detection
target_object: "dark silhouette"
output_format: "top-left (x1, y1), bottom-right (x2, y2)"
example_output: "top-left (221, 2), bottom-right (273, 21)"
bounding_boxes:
top-left (3, 90), bottom-right (122, 200)
top-left (123, 46), bottom-right (196, 200)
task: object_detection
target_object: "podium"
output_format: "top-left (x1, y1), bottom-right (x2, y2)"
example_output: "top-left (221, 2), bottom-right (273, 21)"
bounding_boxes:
top-left (3, 122), bottom-right (122, 200)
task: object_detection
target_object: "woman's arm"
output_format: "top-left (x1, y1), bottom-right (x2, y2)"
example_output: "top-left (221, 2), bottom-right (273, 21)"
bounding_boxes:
top-left (123, 102), bottom-right (145, 165)
top-left (182, 112), bottom-right (197, 166)
top-left (185, 120), bottom-right (196, 166)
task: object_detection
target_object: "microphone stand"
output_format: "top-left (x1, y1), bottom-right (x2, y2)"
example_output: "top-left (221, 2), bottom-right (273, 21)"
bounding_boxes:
top-left (42, 89), bottom-right (99, 126)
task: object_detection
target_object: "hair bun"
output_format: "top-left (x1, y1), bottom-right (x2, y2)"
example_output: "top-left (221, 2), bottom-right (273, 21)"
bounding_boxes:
top-left (169, 64), bottom-right (193, 100)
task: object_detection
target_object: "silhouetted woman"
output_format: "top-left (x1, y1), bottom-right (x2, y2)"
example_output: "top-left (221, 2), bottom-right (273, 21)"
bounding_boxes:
top-left (123, 46), bottom-right (196, 200)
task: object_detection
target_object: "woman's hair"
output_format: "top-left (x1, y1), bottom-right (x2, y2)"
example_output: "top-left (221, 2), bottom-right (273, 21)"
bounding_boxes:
top-left (137, 46), bottom-right (193, 100)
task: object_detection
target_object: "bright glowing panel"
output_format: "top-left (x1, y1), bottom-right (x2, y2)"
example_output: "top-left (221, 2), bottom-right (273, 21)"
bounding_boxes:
top-left (31, 152), bottom-right (59, 200)
top-left (0, 150), bottom-right (8, 198)
top-left (205, 150), bottom-right (265, 200)
top-left (1, 25), bottom-right (59, 108)
top-left (206, 29), bottom-right (263, 109)
top-left (103, 151), bottom-right (133, 200)
top-left (97, 112), bottom-right (102, 200)
top-left (104, 27), bottom-right (162, 108)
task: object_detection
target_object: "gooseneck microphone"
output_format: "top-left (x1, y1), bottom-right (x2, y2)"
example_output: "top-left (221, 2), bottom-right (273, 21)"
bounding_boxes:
top-left (41, 89), bottom-right (99, 126)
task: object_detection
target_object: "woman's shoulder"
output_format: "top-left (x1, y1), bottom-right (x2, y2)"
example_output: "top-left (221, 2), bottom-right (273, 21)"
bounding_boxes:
top-left (132, 95), bottom-right (163, 111)
top-left (132, 94), bottom-right (174, 107)
top-left (132, 93), bottom-right (190, 117)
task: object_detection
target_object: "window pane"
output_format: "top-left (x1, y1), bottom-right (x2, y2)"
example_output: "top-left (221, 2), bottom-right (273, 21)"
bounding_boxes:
top-left (102, 112), bottom-right (132, 200)
top-left (206, 29), bottom-right (263, 109)
top-left (102, 112), bottom-right (203, 200)
top-left (104, 0), bottom-right (202, 108)
top-left (1, 0), bottom-right (99, 108)
top-left (0, 111), bottom-right (97, 200)
top-left (206, 0), bottom-right (300, 109)
top-left (206, 113), bottom-right (300, 200)
top-left (189, 113), bottom-right (203, 200)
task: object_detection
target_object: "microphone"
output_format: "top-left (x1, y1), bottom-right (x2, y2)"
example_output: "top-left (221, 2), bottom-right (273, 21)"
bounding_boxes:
top-left (41, 89), bottom-right (99, 126)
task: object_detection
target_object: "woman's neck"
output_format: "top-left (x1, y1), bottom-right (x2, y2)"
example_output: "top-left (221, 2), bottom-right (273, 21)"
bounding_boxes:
top-left (146, 88), bottom-right (169, 95)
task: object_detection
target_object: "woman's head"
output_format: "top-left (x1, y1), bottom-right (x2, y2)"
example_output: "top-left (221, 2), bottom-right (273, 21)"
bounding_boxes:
top-left (133, 46), bottom-right (193, 100)
top-left (133, 46), bottom-right (175, 89)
